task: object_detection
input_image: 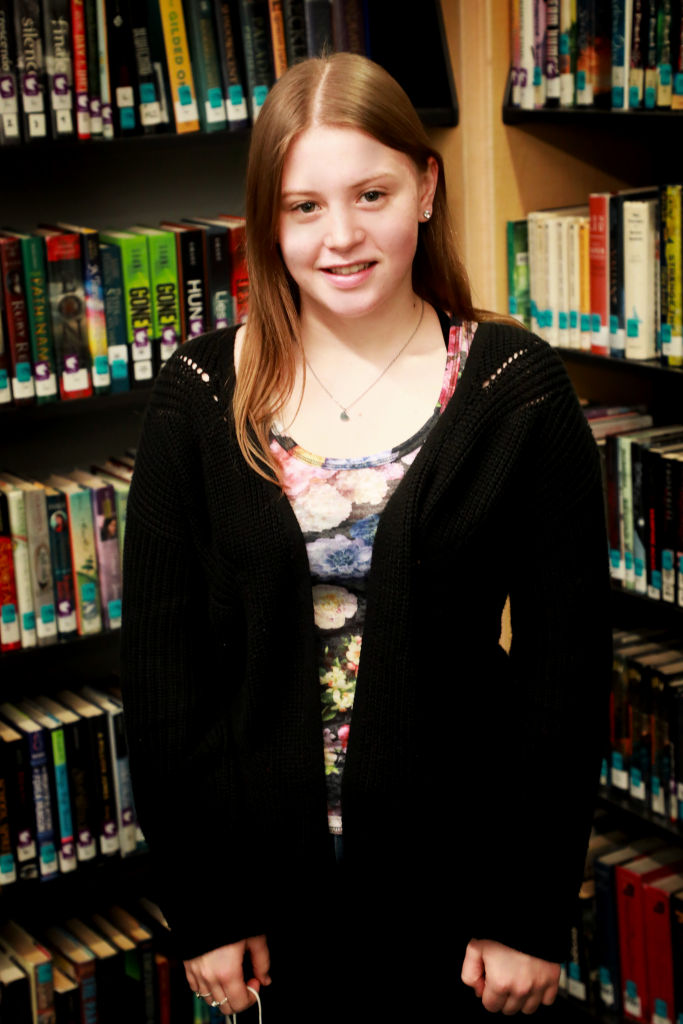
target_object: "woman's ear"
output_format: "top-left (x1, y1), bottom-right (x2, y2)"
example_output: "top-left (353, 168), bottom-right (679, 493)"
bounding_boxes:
top-left (418, 156), bottom-right (439, 221)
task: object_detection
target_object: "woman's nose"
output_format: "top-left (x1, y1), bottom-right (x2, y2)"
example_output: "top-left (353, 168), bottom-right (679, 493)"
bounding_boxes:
top-left (323, 208), bottom-right (365, 252)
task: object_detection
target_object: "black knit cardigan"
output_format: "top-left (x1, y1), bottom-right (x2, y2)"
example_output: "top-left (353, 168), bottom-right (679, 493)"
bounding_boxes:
top-left (119, 320), bottom-right (612, 966)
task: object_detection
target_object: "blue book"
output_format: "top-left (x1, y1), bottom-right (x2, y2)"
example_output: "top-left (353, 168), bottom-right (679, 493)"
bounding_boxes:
top-left (100, 243), bottom-right (130, 394)
top-left (594, 837), bottom-right (667, 1014)
top-left (0, 703), bottom-right (59, 881)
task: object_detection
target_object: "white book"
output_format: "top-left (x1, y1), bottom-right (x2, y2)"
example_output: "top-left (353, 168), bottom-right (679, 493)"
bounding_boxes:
top-left (0, 475), bottom-right (56, 645)
top-left (612, 0), bottom-right (633, 110)
top-left (579, 216), bottom-right (592, 350)
top-left (528, 211), bottom-right (542, 335)
top-left (568, 217), bottom-right (582, 347)
top-left (0, 481), bottom-right (36, 648)
top-left (624, 199), bottom-right (657, 359)
top-left (544, 216), bottom-right (560, 346)
top-left (557, 217), bottom-right (571, 347)
top-left (520, 0), bottom-right (535, 109)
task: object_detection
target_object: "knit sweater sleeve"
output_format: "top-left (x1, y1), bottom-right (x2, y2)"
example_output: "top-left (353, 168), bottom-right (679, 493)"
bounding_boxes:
top-left (119, 377), bottom-right (265, 961)
top-left (476, 347), bottom-right (612, 965)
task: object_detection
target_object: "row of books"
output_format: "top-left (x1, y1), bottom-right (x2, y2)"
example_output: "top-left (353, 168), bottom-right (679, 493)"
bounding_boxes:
top-left (0, 453), bottom-right (134, 651)
top-left (507, 183), bottom-right (683, 365)
top-left (510, 0), bottom-right (683, 112)
top-left (0, 216), bottom-right (247, 407)
top-left (0, 903), bottom-right (202, 1023)
top-left (0, 681), bottom-right (144, 886)
top-left (0, 0), bottom-right (369, 146)
top-left (562, 804), bottom-right (683, 1021)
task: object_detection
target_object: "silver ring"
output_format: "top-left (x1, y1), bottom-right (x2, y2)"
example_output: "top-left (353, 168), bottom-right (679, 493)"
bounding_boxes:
top-left (220, 997), bottom-right (229, 1006)
top-left (211, 1001), bottom-right (220, 1007)
top-left (196, 991), bottom-right (212, 999)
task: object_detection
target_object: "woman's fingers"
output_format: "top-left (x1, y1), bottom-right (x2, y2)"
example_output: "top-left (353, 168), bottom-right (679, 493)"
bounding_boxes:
top-left (247, 934), bottom-right (272, 985)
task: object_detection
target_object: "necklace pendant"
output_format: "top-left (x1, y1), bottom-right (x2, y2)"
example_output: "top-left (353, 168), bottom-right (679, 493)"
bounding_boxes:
top-left (340, 410), bottom-right (350, 422)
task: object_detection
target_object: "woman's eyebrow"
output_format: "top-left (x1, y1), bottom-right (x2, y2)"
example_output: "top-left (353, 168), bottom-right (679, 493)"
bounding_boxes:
top-left (281, 172), bottom-right (399, 200)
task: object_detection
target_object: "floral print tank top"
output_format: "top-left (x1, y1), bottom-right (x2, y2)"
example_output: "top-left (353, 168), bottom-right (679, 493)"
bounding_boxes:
top-left (270, 318), bottom-right (478, 834)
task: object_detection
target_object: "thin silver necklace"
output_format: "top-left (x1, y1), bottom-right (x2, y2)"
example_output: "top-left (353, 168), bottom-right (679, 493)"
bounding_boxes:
top-left (303, 299), bottom-right (425, 421)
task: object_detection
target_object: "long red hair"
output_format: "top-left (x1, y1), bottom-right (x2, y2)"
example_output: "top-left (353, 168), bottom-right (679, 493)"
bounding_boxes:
top-left (234, 52), bottom-right (490, 485)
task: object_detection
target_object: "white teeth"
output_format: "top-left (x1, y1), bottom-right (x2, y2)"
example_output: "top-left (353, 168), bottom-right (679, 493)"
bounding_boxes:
top-left (327, 263), bottom-right (371, 275)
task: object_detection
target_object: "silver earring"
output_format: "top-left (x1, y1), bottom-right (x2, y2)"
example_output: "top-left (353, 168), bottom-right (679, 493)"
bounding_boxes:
top-left (423, 210), bottom-right (432, 220)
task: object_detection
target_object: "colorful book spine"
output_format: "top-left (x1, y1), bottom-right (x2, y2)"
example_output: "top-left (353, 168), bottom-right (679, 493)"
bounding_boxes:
top-left (80, 480), bottom-right (122, 631)
top-left (268, 0), bottom-right (288, 77)
top-left (282, 0), bottom-right (307, 64)
top-left (589, 193), bottom-right (610, 355)
top-left (157, 0), bottom-right (200, 132)
top-left (611, 0), bottom-right (632, 108)
top-left (81, 688), bottom-right (136, 855)
top-left (17, 234), bottom-right (58, 402)
top-left (240, 0), bottom-right (273, 120)
top-left (506, 219), bottom-right (530, 328)
top-left (0, 483), bottom-right (36, 648)
top-left (14, 0), bottom-right (48, 140)
top-left (545, 0), bottom-right (561, 104)
top-left (660, 184), bottom-right (683, 367)
top-left (532, 0), bottom-right (546, 106)
top-left (70, 0), bottom-right (91, 136)
top-left (46, 478), bottom-right (102, 635)
top-left (83, 0), bottom-right (102, 133)
top-left (641, 0), bottom-right (657, 108)
top-left (21, 704), bottom-right (77, 873)
top-left (45, 489), bottom-right (78, 639)
top-left (98, 232), bottom-right (153, 385)
top-left (19, 484), bottom-right (57, 646)
top-left (576, 0), bottom-right (595, 104)
top-left (213, 0), bottom-right (249, 127)
top-left (559, 0), bottom-right (577, 106)
top-left (0, 0), bottom-right (21, 143)
top-left (629, 0), bottom-right (645, 106)
top-left (41, 231), bottom-right (92, 399)
top-left (520, 0), bottom-right (535, 107)
top-left (80, 230), bottom-right (110, 392)
top-left (185, 220), bottom-right (231, 329)
top-left (160, 225), bottom-right (208, 340)
top-left (0, 723), bottom-right (40, 879)
top-left (42, 0), bottom-right (75, 140)
top-left (94, 0), bottom-right (113, 135)
top-left (185, 0), bottom-right (228, 131)
top-left (0, 236), bottom-right (35, 403)
top-left (673, 11), bottom-right (683, 108)
top-left (511, 0), bottom-right (521, 105)
top-left (655, 0), bottom-right (673, 107)
top-left (142, 230), bottom-right (180, 362)
top-left (0, 492), bottom-right (20, 652)
top-left (219, 216), bottom-right (248, 322)
top-left (100, 242), bottom-right (130, 392)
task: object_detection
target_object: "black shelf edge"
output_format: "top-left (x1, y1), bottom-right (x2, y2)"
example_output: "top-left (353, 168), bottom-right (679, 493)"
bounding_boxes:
top-left (416, 106), bottom-right (458, 127)
top-left (557, 347), bottom-right (683, 377)
top-left (0, 386), bottom-right (152, 424)
top-left (0, 628), bottom-right (120, 664)
top-left (611, 585), bottom-right (683, 633)
top-left (596, 787), bottom-right (683, 845)
top-left (0, 126), bottom-right (251, 156)
top-left (502, 103), bottom-right (683, 126)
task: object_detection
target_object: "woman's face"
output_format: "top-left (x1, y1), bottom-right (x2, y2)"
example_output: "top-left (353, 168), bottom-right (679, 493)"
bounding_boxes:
top-left (278, 125), bottom-right (437, 322)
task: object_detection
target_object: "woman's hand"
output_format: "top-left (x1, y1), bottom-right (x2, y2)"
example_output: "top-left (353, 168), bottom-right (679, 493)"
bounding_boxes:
top-left (184, 935), bottom-right (272, 1016)
top-left (461, 938), bottom-right (560, 1014)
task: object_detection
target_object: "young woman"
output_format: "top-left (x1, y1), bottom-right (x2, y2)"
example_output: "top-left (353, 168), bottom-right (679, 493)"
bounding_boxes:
top-left (120, 53), bottom-right (612, 1021)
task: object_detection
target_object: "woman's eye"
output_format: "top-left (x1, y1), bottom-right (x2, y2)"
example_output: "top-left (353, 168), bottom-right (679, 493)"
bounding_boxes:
top-left (361, 191), bottom-right (383, 203)
top-left (296, 201), bottom-right (317, 214)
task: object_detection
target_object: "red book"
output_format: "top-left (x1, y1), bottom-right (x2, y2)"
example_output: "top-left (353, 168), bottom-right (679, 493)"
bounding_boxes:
top-left (0, 234), bottom-right (35, 404)
top-left (70, 0), bottom-right (91, 139)
top-left (219, 215), bottom-right (248, 324)
top-left (643, 871), bottom-right (683, 1024)
top-left (0, 490), bottom-right (20, 652)
top-left (589, 192), bottom-right (610, 356)
top-left (616, 847), bottom-right (683, 1021)
top-left (155, 952), bottom-right (171, 1024)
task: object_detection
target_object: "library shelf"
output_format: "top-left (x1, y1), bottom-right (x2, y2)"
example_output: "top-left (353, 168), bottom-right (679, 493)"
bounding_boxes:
top-left (557, 347), bottom-right (683, 378)
top-left (595, 787), bottom-right (683, 846)
top-left (0, 629), bottom-right (119, 666)
top-left (611, 586), bottom-right (683, 633)
top-left (502, 103), bottom-right (683, 128)
top-left (0, 387), bottom-right (152, 424)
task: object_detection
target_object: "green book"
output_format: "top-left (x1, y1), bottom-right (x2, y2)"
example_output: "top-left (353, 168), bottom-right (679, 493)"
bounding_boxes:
top-left (98, 231), bottom-right (154, 387)
top-left (10, 233), bottom-right (58, 403)
top-left (506, 220), bottom-right (530, 329)
top-left (184, 0), bottom-right (228, 132)
top-left (128, 227), bottom-right (181, 366)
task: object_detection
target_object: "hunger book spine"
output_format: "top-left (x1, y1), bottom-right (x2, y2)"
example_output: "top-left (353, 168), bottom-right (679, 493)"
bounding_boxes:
top-left (213, 1), bottom-right (249, 127)
top-left (42, 0), bottom-right (75, 139)
top-left (19, 235), bottom-right (58, 402)
top-left (70, 0), bottom-right (90, 136)
top-left (14, 0), bottom-right (48, 141)
top-left (42, 232), bottom-right (93, 399)
top-left (0, 0), bottom-right (21, 143)
top-left (0, 236), bottom-right (35, 404)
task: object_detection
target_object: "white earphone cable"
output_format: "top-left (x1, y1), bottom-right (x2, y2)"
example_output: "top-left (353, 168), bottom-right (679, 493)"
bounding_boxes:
top-left (230, 985), bottom-right (262, 1023)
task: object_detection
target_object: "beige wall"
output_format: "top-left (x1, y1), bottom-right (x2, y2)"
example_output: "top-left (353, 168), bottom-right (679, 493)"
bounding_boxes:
top-left (429, 0), bottom-right (631, 317)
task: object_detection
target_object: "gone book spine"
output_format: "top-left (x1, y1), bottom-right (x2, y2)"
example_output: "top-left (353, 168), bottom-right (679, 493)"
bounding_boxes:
top-left (0, 236), bottom-right (35, 404)
top-left (145, 231), bottom-right (180, 365)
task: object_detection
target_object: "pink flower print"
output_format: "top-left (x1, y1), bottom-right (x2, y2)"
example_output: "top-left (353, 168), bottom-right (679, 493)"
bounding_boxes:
top-left (338, 723), bottom-right (350, 750)
top-left (270, 439), bottom-right (335, 498)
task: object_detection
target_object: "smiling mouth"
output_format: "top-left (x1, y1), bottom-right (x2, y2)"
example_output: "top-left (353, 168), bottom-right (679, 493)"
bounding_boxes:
top-left (322, 262), bottom-right (375, 276)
